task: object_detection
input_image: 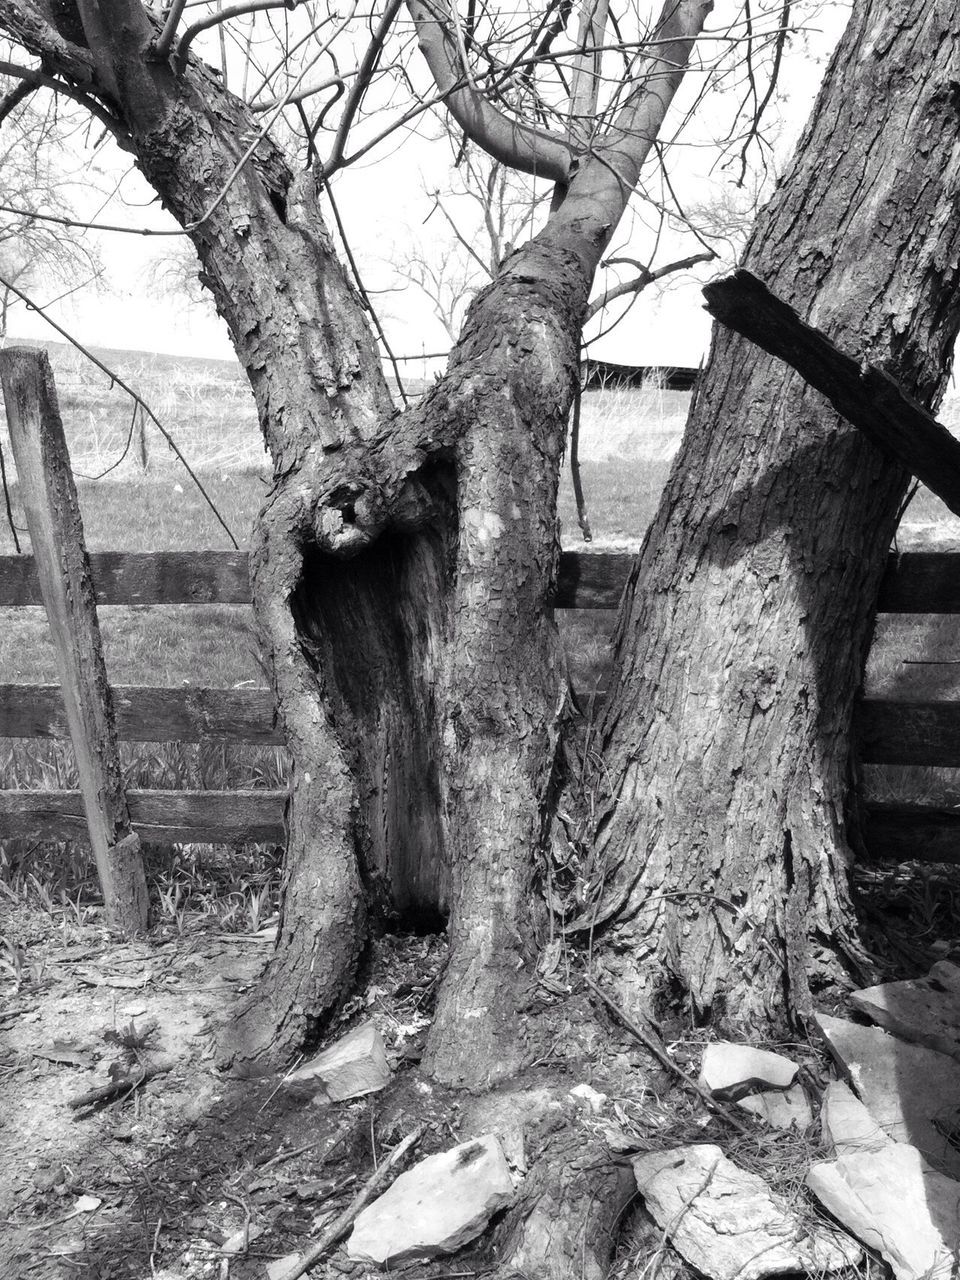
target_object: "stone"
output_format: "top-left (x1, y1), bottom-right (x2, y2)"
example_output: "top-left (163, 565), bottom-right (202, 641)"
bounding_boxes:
top-left (265, 1252), bottom-right (302, 1280)
top-left (282, 1021), bottom-right (390, 1101)
top-left (698, 1042), bottom-right (798, 1098)
top-left (347, 1135), bottom-right (515, 1265)
top-left (820, 1081), bottom-right (890, 1154)
top-left (807, 1141), bottom-right (960, 1280)
top-left (849, 961), bottom-right (960, 1061)
top-left (814, 1013), bottom-right (960, 1176)
top-left (221, 1222), bottom-right (264, 1254)
top-left (569, 1083), bottom-right (607, 1113)
top-left (738, 1084), bottom-right (812, 1130)
top-left (633, 1144), bottom-right (860, 1280)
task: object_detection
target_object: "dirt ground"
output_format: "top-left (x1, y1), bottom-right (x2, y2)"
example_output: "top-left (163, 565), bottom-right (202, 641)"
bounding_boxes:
top-left (3, 857), bottom-right (955, 1280)
top-left (0, 904), bottom-right (456, 1280)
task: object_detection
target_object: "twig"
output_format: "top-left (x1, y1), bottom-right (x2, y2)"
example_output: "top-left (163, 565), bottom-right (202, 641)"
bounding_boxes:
top-left (69, 1063), bottom-right (168, 1111)
top-left (0, 276), bottom-right (239, 548)
top-left (258, 1122), bottom-right (351, 1172)
top-left (0, 437), bottom-right (20, 553)
top-left (284, 1123), bottom-right (425, 1279)
top-left (583, 976), bottom-right (751, 1135)
top-left (569, 375), bottom-right (591, 541)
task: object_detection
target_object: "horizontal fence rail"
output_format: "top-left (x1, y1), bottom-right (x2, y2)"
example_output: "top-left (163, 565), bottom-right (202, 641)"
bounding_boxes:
top-left (4, 547), bottom-right (960, 854)
top-left (0, 684), bottom-right (280, 743)
top-left (2, 548), bottom-right (960, 611)
top-left (0, 789), bottom-right (286, 844)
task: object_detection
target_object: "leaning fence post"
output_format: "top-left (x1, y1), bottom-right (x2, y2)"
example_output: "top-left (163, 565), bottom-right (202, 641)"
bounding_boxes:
top-left (0, 348), bottom-right (149, 934)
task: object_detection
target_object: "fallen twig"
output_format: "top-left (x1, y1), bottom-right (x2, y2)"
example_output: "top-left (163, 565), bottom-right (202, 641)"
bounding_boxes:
top-left (69, 1063), bottom-right (167, 1111)
top-left (284, 1123), bottom-right (426, 1279)
top-left (583, 976), bottom-right (751, 1136)
top-left (258, 1122), bottom-right (352, 1172)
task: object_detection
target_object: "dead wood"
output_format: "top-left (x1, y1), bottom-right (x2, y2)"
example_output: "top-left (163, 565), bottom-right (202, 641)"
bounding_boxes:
top-left (69, 1063), bottom-right (168, 1111)
top-left (584, 977), bottom-right (751, 1135)
top-left (284, 1122), bottom-right (425, 1279)
top-left (702, 269), bottom-right (960, 515)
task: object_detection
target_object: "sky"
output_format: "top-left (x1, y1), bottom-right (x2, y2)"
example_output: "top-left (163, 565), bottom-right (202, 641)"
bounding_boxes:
top-left (4, 3), bottom-right (850, 375)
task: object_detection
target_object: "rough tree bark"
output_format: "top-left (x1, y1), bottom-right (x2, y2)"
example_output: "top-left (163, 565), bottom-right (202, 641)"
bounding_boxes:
top-left (0, 0), bottom-right (708, 1088)
top-left (594, 0), bottom-right (960, 1034)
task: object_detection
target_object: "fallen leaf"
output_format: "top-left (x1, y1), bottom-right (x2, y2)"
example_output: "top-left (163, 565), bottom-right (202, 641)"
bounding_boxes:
top-left (34, 1042), bottom-right (95, 1069)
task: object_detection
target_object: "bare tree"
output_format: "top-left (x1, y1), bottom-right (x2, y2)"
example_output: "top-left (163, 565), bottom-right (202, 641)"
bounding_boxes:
top-left (0, 76), bottom-right (102, 331)
top-left (0, 0), bottom-right (956, 1266)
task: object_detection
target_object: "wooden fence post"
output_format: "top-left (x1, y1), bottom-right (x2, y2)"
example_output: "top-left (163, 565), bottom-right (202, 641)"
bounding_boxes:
top-left (0, 348), bottom-right (149, 934)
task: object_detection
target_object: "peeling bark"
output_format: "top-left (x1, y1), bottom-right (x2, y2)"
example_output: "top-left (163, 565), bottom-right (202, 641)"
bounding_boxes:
top-left (596, 0), bottom-right (960, 1033)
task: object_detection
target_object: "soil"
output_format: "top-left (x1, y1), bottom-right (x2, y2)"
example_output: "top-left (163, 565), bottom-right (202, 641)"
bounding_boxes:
top-left (2, 858), bottom-right (956, 1280)
top-left (0, 905), bottom-right (453, 1280)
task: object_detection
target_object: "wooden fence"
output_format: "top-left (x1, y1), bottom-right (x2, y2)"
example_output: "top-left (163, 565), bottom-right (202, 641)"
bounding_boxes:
top-left (2, 547), bottom-right (960, 862)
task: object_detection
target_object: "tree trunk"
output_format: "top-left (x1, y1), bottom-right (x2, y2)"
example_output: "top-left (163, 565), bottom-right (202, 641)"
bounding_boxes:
top-left (594, 0), bottom-right (960, 1032)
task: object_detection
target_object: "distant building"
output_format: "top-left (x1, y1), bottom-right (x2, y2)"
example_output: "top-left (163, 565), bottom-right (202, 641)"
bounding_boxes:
top-left (582, 359), bottom-right (699, 391)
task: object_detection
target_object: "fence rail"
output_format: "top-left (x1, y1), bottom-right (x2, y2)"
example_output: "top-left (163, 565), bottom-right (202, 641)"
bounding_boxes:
top-left (3, 546), bottom-right (960, 855)
top-left (1, 547), bottom-right (959, 611)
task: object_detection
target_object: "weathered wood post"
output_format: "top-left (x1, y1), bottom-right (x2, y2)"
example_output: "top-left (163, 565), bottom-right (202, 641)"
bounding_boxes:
top-left (0, 348), bottom-right (149, 934)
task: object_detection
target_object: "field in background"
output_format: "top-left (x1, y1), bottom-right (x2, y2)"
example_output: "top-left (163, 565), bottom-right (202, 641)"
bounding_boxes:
top-left (3, 336), bottom-right (960, 912)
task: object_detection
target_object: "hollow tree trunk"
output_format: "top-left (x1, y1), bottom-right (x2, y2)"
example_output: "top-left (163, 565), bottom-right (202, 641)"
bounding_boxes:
top-left (0, 0), bottom-right (702, 1085)
top-left (595, 0), bottom-right (960, 1032)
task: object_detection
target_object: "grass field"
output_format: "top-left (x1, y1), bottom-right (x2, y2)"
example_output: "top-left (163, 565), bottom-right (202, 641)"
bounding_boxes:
top-left (2, 336), bottom-right (960, 916)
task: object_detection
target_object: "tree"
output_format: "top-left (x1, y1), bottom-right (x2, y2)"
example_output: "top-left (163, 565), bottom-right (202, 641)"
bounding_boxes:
top-left (2, 1), bottom-right (960, 1268)
top-left (0, 77), bottom-right (102, 331)
top-left (593, 0), bottom-right (960, 1036)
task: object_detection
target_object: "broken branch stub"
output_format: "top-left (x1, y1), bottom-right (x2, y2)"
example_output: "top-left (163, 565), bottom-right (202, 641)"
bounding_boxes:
top-left (702, 269), bottom-right (960, 517)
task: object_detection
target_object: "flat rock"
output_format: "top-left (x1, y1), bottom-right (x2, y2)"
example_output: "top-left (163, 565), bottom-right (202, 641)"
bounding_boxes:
top-left (815, 1013), bottom-right (960, 1176)
top-left (282, 1021), bottom-right (390, 1101)
top-left (820, 1081), bottom-right (890, 1154)
top-left (738, 1084), bottom-right (812, 1130)
top-left (850, 961), bottom-right (960, 1061)
top-left (698, 1042), bottom-right (798, 1098)
top-left (347, 1135), bottom-right (515, 1264)
top-left (633, 1144), bottom-right (860, 1280)
top-left (807, 1141), bottom-right (960, 1280)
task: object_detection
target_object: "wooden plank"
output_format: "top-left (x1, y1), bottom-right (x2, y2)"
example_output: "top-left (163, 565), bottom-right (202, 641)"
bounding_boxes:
top-left (0, 684), bottom-right (281, 743)
top-left (554, 550), bottom-right (634, 610)
top-left (863, 802), bottom-right (960, 865)
top-left (0, 550), bottom-right (252, 606)
top-left (858, 698), bottom-right (960, 766)
top-left (703, 269), bottom-right (960, 517)
top-left (0, 789), bottom-right (286, 843)
top-left (0, 548), bottom-right (637, 609)
top-left (0, 348), bottom-right (148, 933)
top-left (1, 544), bottom-right (959, 614)
top-left (876, 552), bottom-right (960, 613)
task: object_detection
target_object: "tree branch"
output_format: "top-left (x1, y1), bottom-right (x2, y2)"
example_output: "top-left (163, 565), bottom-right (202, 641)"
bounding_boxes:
top-left (152, 0), bottom-right (189, 62)
top-left (176, 0), bottom-right (304, 74)
top-left (405, 0), bottom-right (575, 182)
top-left (324, 0), bottom-right (404, 175)
top-left (585, 249), bottom-right (715, 321)
top-left (703, 268), bottom-right (960, 517)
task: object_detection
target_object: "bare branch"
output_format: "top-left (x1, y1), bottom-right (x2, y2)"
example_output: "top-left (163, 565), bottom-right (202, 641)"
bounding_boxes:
top-left (0, 272), bottom-right (239, 547)
top-left (152, 0), bottom-right (190, 62)
top-left (585, 248), bottom-right (715, 321)
top-left (176, 0), bottom-right (304, 73)
top-left (0, 69), bottom-right (39, 126)
top-left (0, 201), bottom-right (186, 235)
top-left (324, 0), bottom-right (404, 175)
top-left (405, 0), bottom-right (575, 182)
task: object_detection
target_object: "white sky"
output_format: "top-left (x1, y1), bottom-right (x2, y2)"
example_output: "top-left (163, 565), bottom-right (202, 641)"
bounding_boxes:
top-left (6, 4), bottom-right (850, 372)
